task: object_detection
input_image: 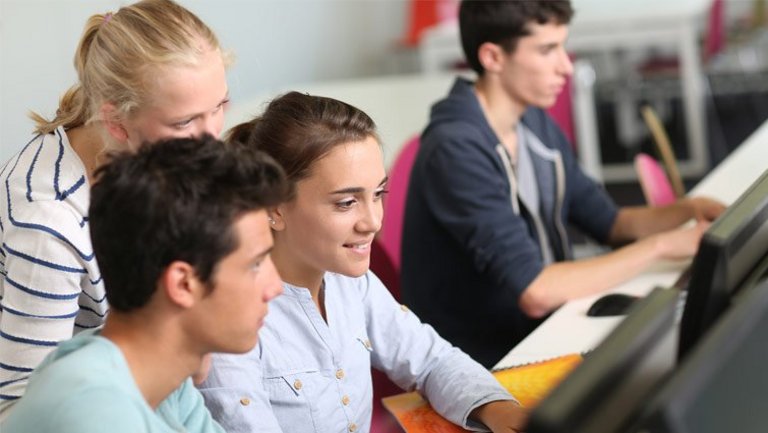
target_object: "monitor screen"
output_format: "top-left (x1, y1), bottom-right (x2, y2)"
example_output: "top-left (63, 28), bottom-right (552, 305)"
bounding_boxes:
top-left (677, 168), bottom-right (768, 360)
top-left (526, 288), bottom-right (679, 433)
top-left (633, 279), bottom-right (768, 433)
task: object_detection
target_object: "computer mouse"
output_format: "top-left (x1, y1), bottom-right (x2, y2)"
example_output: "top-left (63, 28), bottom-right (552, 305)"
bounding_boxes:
top-left (586, 293), bottom-right (640, 317)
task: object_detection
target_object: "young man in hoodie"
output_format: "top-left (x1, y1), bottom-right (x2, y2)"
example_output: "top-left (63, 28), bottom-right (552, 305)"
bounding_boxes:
top-left (3, 136), bottom-right (291, 432)
top-left (401, 0), bottom-right (725, 368)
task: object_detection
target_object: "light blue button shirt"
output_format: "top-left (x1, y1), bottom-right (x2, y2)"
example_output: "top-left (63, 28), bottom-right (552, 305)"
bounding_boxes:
top-left (199, 271), bottom-right (515, 432)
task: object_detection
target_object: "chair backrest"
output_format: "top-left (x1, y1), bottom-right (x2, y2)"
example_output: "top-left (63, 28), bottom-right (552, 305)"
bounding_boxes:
top-left (640, 105), bottom-right (685, 198)
top-left (547, 70), bottom-right (575, 147)
top-left (380, 135), bottom-right (420, 272)
top-left (370, 238), bottom-right (401, 302)
top-left (634, 153), bottom-right (678, 207)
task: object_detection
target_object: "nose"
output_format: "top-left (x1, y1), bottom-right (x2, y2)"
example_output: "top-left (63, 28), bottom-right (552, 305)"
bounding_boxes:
top-left (205, 114), bottom-right (224, 138)
top-left (356, 200), bottom-right (382, 234)
top-left (263, 257), bottom-right (284, 302)
top-left (195, 113), bottom-right (224, 139)
top-left (559, 48), bottom-right (574, 77)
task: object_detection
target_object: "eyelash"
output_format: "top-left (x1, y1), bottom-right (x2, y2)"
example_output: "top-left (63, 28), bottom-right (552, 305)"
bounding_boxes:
top-left (173, 118), bottom-right (193, 129)
top-left (214, 99), bottom-right (230, 113)
top-left (335, 189), bottom-right (389, 211)
top-left (251, 260), bottom-right (263, 273)
top-left (375, 188), bottom-right (389, 199)
top-left (172, 99), bottom-right (230, 129)
top-left (336, 199), bottom-right (357, 210)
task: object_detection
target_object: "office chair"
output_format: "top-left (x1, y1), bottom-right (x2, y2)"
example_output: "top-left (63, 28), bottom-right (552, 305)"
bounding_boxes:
top-left (634, 153), bottom-right (678, 207)
top-left (379, 135), bottom-right (420, 273)
top-left (369, 239), bottom-right (406, 433)
top-left (640, 105), bottom-right (686, 199)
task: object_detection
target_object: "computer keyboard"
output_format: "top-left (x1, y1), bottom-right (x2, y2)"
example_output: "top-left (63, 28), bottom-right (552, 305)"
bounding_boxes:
top-left (672, 265), bottom-right (693, 291)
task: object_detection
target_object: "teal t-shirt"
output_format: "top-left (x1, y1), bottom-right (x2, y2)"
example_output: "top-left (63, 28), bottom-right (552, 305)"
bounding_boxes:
top-left (2, 330), bottom-right (224, 433)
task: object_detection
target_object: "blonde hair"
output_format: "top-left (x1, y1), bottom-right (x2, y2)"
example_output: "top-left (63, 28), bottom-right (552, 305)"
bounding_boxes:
top-left (31, 0), bottom-right (230, 135)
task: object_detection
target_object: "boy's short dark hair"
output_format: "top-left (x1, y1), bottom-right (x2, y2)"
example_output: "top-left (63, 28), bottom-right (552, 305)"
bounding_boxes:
top-left (459, 0), bottom-right (574, 75)
top-left (89, 135), bottom-right (292, 312)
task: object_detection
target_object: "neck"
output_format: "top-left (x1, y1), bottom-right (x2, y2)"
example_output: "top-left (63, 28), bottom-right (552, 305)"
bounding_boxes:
top-left (271, 241), bottom-right (326, 316)
top-left (100, 311), bottom-right (203, 408)
top-left (271, 243), bottom-right (323, 295)
top-left (66, 123), bottom-right (110, 184)
top-left (474, 77), bottom-right (526, 142)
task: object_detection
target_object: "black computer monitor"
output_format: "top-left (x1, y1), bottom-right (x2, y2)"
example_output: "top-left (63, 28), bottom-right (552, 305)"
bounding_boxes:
top-left (633, 278), bottom-right (768, 433)
top-left (526, 288), bottom-right (679, 433)
top-left (677, 168), bottom-right (768, 360)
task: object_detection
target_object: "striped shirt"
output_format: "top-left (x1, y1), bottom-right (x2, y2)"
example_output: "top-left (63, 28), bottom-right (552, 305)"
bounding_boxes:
top-left (0, 127), bottom-right (107, 419)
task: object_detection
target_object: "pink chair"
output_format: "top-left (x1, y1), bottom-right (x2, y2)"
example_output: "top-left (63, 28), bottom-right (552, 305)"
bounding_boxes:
top-left (369, 240), bottom-right (405, 433)
top-left (547, 69), bottom-right (575, 147)
top-left (634, 153), bottom-right (677, 207)
top-left (379, 135), bottom-right (420, 273)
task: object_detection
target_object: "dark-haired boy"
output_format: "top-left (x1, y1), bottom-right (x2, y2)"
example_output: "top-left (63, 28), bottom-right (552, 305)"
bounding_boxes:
top-left (4, 136), bottom-right (292, 432)
top-left (402, 0), bottom-right (725, 367)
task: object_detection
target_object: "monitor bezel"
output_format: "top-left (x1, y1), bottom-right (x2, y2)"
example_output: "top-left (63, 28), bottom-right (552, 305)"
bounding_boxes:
top-left (526, 287), bottom-right (678, 433)
top-left (678, 168), bottom-right (768, 360)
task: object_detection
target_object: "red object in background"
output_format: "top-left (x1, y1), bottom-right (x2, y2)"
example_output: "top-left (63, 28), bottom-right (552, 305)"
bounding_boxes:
top-left (546, 73), bottom-right (575, 148)
top-left (403, 0), bottom-right (458, 47)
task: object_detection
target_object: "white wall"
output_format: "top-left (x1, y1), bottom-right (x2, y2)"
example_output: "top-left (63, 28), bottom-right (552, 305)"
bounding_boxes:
top-left (0, 0), bottom-right (410, 163)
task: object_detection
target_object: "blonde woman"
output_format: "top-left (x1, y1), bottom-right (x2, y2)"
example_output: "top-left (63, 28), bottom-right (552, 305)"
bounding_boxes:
top-left (0, 0), bottom-right (230, 418)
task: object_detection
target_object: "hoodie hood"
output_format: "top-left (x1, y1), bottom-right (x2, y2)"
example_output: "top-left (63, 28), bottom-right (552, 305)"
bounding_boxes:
top-left (425, 77), bottom-right (500, 146)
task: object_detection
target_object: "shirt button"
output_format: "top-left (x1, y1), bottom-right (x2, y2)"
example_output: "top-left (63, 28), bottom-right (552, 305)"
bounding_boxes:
top-left (240, 398), bottom-right (250, 406)
top-left (400, 304), bottom-right (409, 312)
top-left (336, 369), bottom-right (345, 380)
top-left (348, 422), bottom-right (357, 432)
top-left (341, 395), bottom-right (350, 406)
top-left (293, 379), bottom-right (303, 390)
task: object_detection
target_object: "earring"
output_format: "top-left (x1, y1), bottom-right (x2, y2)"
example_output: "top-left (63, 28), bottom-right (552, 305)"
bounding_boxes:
top-left (268, 217), bottom-right (276, 225)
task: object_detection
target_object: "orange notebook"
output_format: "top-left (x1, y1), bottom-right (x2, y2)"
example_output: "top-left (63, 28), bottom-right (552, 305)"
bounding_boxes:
top-left (381, 353), bottom-right (583, 433)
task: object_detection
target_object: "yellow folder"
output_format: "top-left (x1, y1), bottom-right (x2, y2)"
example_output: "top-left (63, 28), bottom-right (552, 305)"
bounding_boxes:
top-left (382, 353), bottom-right (583, 433)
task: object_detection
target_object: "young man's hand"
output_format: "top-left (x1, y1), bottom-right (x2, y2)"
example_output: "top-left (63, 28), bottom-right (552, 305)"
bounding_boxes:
top-left (682, 197), bottom-right (726, 222)
top-left (653, 220), bottom-right (710, 260)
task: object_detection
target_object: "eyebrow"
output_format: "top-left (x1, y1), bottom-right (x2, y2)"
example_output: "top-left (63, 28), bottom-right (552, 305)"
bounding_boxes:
top-left (251, 245), bottom-right (273, 263)
top-left (329, 176), bottom-right (389, 195)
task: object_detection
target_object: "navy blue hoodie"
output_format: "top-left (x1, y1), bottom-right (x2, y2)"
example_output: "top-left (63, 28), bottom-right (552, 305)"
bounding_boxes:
top-left (401, 78), bottom-right (618, 367)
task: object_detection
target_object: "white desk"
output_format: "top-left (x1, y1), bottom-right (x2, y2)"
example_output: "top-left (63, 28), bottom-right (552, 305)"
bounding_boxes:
top-left (494, 118), bottom-right (768, 370)
top-left (567, 0), bottom-right (711, 181)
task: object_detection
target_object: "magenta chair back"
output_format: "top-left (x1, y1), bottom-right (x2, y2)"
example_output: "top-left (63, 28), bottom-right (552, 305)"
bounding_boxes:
top-left (634, 153), bottom-right (677, 207)
top-left (547, 70), bottom-right (575, 147)
top-left (380, 135), bottom-right (421, 273)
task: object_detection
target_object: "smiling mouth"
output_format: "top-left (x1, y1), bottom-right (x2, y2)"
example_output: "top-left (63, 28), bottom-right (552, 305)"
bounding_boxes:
top-left (343, 242), bottom-right (371, 251)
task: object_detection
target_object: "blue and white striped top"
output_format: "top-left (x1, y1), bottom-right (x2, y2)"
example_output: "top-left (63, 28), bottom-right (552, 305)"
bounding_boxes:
top-left (0, 127), bottom-right (107, 419)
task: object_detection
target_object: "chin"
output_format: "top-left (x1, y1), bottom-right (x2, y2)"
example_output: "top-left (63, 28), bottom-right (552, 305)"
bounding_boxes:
top-left (229, 335), bottom-right (260, 354)
top-left (334, 264), bottom-right (370, 279)
top-left (535, 97), bottom-right (558, 110)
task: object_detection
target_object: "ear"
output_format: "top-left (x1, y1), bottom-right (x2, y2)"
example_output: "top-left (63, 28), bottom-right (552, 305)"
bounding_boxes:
top-left (161, 261), bottom-right (204, 309)
top-left (477, 41), bottom-right (507, 74)
top-left (99, 102), bottom-right (129, 143)
top-left (268, 205), bottom-right (287, 231)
